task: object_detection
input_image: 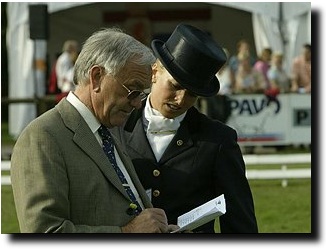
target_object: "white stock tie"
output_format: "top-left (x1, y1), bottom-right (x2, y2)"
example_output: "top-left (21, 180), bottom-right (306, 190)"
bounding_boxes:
top-left (144, 97), bottom-right (186, 161)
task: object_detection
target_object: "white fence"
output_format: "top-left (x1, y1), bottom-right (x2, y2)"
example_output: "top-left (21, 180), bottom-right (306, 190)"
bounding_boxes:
top-left (244, 153), bottom-right (311, 165)
top-left (2, 160), bottom-right (11, 185)
top-left (244, 153), bottom-right (311, 187)
top-left (1, 153), bottom-right (311, 186)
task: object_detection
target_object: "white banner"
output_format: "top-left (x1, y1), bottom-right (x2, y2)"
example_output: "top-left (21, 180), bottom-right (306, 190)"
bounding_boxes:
top-left (226, 94), bottom-right (311, 146)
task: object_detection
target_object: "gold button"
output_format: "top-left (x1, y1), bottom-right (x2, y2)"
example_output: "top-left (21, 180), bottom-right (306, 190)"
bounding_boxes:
top-left (153, 190), bottom-right (160, 197)
top-left (153, 169), bottom-right (160, 177)
top-left (177, 140), bottom-right (183, 146)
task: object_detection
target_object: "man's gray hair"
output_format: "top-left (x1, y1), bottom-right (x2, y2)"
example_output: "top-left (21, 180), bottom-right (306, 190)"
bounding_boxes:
top-left (74, 27), bottom-right (155, 85)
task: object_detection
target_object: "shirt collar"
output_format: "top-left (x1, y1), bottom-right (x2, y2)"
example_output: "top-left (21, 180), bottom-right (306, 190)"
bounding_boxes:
top-left (66, 91), bottom-right (101, 133)
top-left (143, 94), bottom-right (186, 134)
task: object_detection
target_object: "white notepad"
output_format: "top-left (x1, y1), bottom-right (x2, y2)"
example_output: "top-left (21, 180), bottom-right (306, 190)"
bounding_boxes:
top-left (171, 194), bottom-right (226, 233)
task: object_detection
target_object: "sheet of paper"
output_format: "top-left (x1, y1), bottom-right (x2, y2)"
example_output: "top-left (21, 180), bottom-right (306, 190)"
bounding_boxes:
top-left (171, 194), bottom-right (226, 233)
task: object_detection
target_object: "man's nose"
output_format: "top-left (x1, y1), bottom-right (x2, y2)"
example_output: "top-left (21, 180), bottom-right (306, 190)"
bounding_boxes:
top-left (130, 97), bottom-right (143, 110)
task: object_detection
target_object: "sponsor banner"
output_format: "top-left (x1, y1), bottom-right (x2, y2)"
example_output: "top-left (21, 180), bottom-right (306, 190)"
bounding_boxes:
top-left (226, 94), bottom-right (311, 146)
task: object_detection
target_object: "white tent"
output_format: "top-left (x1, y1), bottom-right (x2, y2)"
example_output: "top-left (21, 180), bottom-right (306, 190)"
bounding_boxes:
top-left (6, 2), bottom-right (311, 138)
top-left (6, 2), bottom-right (88, 138)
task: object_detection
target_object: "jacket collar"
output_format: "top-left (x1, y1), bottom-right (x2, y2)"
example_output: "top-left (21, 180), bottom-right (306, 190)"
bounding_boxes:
top-left (56, 99), bottom-right (137, 202)
top-left (123, 99), bottom-right (201, 164)
top-left (124, 98), bottom-right (200, 133)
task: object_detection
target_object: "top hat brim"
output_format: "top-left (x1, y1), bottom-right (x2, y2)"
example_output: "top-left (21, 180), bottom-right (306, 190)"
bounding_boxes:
top-left (152, 39), bottom-right (220, 97)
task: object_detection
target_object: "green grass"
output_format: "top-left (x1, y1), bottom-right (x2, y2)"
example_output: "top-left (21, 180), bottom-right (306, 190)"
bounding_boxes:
top-left (249, 179), bottom-right (311, 233)
top-left (1, 178), bottom-right (311, 233)
top-left (1, 122), bottom-right (16, 146)
top-left (1, 120), bottom-right (312, 233)
top-left (1, 185), bottom-right (20, 233)
top-left (0, 120), bottom-right (312, 233)
top-left (246, 163), bottom-right (310, 170)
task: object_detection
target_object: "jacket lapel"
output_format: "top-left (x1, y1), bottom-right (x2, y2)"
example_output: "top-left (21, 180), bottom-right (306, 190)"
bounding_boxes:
top-left (159, 120), bottom-right (194, 163)
top-left (57, 99), bottom-right (129, 200)
top-left (73, 125), bottom-right (129, 199)
top-left (123, 103), bottom-right (198, 165)
top-left (126, 118), bottom-right (157, 161)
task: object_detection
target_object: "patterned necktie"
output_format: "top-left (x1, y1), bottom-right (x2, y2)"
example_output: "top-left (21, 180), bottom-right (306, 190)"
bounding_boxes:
top-left (98, 125), bottom-right (142, 215)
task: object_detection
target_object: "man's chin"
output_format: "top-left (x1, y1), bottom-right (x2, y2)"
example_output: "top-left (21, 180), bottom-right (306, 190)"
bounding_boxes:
top-left (112, 116), bottom-right (129, 128)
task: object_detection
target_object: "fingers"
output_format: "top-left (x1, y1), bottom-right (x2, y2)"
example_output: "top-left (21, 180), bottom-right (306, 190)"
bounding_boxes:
top-left (139, 208), bottom-right (168, 233)
top-left (121, 208), bottom-right (176, 233)
top-left (167, 224), bottom-right (180, 233)
top-left (143, 208), bottom-right (167, 223)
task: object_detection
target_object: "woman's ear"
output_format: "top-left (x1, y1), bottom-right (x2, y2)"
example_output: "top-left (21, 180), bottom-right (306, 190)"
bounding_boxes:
top-left (89, 66), bottom-right (102, 92)
top-left (151, 63), bottom-right (158, 84)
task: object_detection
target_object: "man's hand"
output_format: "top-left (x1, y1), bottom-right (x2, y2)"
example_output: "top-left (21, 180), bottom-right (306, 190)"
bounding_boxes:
top-left (121, 208), bottom-right (179, 233)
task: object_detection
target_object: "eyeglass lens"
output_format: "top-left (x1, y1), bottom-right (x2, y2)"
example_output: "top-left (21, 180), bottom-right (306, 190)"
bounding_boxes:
top-left (127, 91), bottom-right (147, 100)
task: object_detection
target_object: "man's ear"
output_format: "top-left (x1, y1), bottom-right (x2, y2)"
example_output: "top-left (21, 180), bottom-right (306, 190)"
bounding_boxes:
top-left (89, 66), bottom-right (102, 92)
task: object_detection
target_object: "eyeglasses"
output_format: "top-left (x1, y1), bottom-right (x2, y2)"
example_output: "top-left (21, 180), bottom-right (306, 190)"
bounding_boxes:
top-left (97, 66), bottom-right (147, 101)
top-left (119, 82), bottom-right (147, 101)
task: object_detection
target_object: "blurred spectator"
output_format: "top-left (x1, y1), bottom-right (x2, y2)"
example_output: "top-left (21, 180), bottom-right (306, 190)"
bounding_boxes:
top-left (234, 51), bottom-right (265, 94)
top-left (217, 48), bottom-right (232, 95)
top-left (267, 52), bottom-right (290, 93)
top-left (55, 40), bottom-right (79, 93)
top-left (47, 52), bottom-right (61, 95)
top-left (291, 44), bottom-right (311, 93)
top-left (229, 39), bottom-right (256, 90)
top-left (253, 48), bottom-right (272, 89)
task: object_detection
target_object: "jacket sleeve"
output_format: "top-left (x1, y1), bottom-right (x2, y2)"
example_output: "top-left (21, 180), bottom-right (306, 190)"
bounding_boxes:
top-left (214, 127), bottom-right (258, 233)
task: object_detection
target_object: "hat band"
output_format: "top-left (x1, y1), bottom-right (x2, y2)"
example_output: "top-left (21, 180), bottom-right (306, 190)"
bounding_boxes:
top-left (161, 44), bottom-right (174, 64)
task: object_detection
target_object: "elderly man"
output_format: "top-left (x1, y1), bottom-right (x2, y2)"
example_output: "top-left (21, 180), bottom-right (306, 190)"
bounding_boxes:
top-left (11, 27), bottom-right (178, 233)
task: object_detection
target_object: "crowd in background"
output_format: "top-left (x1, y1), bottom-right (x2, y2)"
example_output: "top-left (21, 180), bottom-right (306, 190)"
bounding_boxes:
top-left (218, 39), bottom-right (311, 96)
top-left (202, 39), bottom-right (311, 122)
top-left (46, 38), bottom-right (311, 123)
top-left (47, 38), bottom-right (311, 98)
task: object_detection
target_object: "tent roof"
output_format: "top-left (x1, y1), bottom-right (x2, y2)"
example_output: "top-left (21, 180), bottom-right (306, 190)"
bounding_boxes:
top-left (44, 2), bottom-right (310, 21)
top-left (214, 2), bottom-right (310, 20)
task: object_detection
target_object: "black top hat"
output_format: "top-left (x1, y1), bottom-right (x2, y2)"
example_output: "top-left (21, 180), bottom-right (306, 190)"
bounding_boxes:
top-left (151, 23), bottom-right (227, 97)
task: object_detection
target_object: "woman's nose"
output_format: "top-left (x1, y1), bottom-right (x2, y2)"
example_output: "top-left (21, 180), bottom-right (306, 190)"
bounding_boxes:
top-left (174, 90), bottom-right (187, 105)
